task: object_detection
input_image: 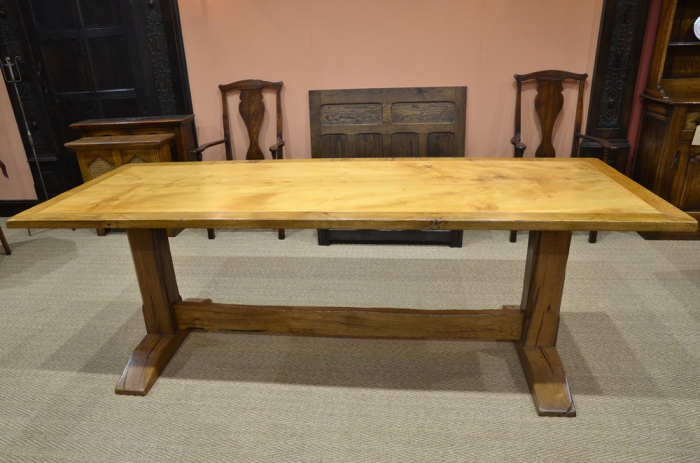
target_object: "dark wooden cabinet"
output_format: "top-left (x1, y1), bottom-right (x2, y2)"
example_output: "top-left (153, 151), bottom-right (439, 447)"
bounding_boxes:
top-left (0, 0), bottom-right (192, 202)
top-left (580, 0), bottom-right (651, 171)
top-left (633, 0), bottom-right (700, 238)
top-left (71, 115), bottom-right (197, 163)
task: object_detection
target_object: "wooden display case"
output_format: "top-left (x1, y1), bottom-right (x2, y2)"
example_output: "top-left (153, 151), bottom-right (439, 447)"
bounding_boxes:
top-left (633, 0), bottom-right (700, 239)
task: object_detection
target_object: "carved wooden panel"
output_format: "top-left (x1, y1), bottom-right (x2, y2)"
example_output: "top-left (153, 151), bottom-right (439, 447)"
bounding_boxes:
top-left (581, 0), bottom-right (651, 170)
top-left (392, 102), bottom-right (456, 124)
top-left (321, 104), bottom-right (382, 125)
top-left (310, 86), bottom-right (466, 159)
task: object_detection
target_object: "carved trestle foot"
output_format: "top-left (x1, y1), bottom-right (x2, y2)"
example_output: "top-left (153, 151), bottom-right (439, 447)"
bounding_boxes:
top-left (115, 330), bottom-right (190, 396)
top-left (514, 342), bottom-right (576, 417)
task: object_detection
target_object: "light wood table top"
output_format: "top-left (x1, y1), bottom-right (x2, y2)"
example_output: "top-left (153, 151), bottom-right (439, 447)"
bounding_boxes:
top-left (7, 158), bottom-right (697, 232)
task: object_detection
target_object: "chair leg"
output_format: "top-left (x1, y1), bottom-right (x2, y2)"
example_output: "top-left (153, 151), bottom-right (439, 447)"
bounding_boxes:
top-left (277, 228), bottom-right (285, 240)
top-left (588, 231), bottom-right (598, 244)
top-left (207, 228), bottom-right (216, 240)
top-left (0, 226), bottom-right (11, 255)
top-left (509, 230), bottom-right (518, 243)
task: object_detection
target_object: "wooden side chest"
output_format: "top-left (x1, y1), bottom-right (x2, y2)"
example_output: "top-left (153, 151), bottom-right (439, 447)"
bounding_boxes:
top-left (70, 115), bottom-right (196, 162)
top-left (65, 134), bottom-right (175, 183)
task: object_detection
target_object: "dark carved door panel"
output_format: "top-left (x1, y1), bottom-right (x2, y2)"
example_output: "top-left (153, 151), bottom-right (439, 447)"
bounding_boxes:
top-left (580, 0), bottom-right (651, 172)
top-left (0, 0), bottom-right (191, 198)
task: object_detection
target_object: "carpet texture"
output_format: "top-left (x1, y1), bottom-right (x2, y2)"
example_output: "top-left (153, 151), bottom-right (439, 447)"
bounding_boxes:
top-left (0, 220), bottom-right (699, 462)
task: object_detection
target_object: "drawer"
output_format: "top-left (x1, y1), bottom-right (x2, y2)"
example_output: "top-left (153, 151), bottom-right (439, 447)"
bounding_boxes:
top-left (66, 134), bottom-right (174, 182)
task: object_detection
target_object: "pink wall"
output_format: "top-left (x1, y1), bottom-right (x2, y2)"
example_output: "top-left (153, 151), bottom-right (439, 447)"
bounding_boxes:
top-left (0, 0), bottom-right (604, 202)
top-left (178, 0), bottom-right (604, 160)
top-left (0, 79), bottom-right (38, 200)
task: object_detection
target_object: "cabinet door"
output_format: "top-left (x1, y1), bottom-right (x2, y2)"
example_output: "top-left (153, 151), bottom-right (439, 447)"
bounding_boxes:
top-left (634, 109), bottom-right (675, 197)
top-left (675, 143), bottom-right (700, 212)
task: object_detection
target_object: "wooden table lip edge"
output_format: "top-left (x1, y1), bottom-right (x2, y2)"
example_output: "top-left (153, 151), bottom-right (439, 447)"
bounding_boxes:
top-left (64, 133), bottom-right (176, 150)
top-left (6, 214), bottom-right (696, 232)
top-left (585, 157), bottom-right (695, 223)
top-left (7, 158), bottom-right (697, 233)
top-left (69, 114), bottom-right (195, 128)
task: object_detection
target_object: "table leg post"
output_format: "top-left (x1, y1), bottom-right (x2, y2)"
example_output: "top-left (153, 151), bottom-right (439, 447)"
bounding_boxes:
top-left (515, 230), bottom-right (576, 417)
top-left (116, 228), bottom-right (188, 396)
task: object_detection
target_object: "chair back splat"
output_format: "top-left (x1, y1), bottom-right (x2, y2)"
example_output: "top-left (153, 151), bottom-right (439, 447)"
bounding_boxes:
top-left (191, 79), bottom-right (286, 240)
top-left (510, 70), bottom-right (617, 244)
top-left (512, 70), bottom-right (587, 159)
top-left (219, 79), bottom-right (284, 161)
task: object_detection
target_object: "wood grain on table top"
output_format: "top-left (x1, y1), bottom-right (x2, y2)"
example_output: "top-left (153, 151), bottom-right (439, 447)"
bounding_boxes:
top-left (7, 158), bottom-right (697, 232)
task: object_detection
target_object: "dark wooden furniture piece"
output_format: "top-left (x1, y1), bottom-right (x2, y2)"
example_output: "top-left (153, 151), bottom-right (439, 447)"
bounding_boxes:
top-left (580, 0), bottom-right (652, 171)
top-left (193, 79), bottom-right (285, 241)
top-left (510, 70), bottom-right (618, 244)
top-left (8, 158), bottom-right (696, 417)
top-left (632, 0), bottom-right (700, 239)
top-left (0, 0), bottom-right (193, 201)
top-left (71, 115), bottom-right (197, 163)
top-left (0, 158), bottom-right (12, 255)
top-left (66, 134), bottom-right (175, 181)
top-left (65, 134), bottom-right (178, 237)
top-left (309, 86), bottom-right (467, 247)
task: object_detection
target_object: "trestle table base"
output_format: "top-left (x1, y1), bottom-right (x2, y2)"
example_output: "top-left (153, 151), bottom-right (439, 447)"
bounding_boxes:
top-left (117, 228), bottom-right (575, 417)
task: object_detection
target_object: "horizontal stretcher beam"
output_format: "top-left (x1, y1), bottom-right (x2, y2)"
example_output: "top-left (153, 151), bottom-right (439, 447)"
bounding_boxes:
top-left (174, 301), bottom-right (524, 341)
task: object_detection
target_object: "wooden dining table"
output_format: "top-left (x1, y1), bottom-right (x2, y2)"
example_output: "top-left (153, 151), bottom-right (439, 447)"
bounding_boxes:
top-left (7, 158), bottom-right (696, 417)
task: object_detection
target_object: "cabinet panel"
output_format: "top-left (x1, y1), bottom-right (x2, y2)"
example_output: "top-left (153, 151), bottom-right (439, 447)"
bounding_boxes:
top-left (636, 0), bottom-right (700, 238)
top-left (677, 144), bottom-right (700, 210)
top-left (634, 110), bottom-right (670, 191)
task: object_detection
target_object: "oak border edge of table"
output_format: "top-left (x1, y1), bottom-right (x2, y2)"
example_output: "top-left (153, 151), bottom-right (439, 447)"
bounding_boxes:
top-left (7, 158), bottom-right (697, 234)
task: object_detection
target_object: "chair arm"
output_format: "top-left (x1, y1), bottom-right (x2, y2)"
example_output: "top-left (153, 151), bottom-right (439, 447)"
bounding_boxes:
top-left (574, 133), bottom-right (618, 151)
top-left (511, 134), bottom-right (526, 157)
top-left (269, 137), bottom-right (285, 160)
top-left (191, 138), bottom-right (228, 161)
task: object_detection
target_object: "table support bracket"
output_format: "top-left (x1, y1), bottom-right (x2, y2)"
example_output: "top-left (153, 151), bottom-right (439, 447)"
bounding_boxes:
top-left (514, 342), bottom-right (576, 416)
top-left (115, 330), bottom-right (190, 396)
top-left (118, 228), bottom-right (577, 417)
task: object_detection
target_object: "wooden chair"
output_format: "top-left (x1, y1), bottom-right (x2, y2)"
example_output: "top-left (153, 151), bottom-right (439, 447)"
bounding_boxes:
top-left (192, 79), bottom-right (286, 240)
top-left (0, 158), bottom-right (11, 255)
top-left (510, 70), bottom-right (617, 244)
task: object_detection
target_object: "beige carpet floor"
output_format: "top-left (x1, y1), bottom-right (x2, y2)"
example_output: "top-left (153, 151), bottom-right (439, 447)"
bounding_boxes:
top-left (0, 220), bottom-right (699, 462)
